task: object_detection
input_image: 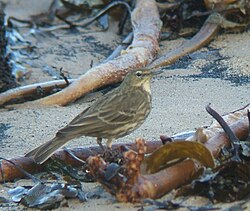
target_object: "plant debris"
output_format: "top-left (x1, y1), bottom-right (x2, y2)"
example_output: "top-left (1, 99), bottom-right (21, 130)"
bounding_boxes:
top-left (0, 104), bottom-right (250, 208)
top-left (177, 104), bottom-right (250, 203)
top-left (8, 182), bottom-right (85, 209)
top-left (177, 161), bottom-right (250, 203)
top-left (0, 0), bottom-right (249, 209)
top-left (142, 140), bottom-right (215, 174)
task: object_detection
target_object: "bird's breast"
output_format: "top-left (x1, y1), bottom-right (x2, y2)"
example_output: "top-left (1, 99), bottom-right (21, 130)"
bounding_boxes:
top-left (142, 81), bottom-right (151, 94)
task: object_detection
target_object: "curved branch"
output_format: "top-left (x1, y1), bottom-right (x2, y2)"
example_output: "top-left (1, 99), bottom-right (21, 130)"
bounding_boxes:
top-left (0, 0), bottom-right (162, 108)
top-left (0, 12), bottom-right (224, 108)
top-left (149, 13), bottom-right (221, 68)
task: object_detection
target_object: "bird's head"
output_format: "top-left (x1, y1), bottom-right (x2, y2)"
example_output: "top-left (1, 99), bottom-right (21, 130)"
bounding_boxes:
top-left (121, 68), bottom-right (162, 91)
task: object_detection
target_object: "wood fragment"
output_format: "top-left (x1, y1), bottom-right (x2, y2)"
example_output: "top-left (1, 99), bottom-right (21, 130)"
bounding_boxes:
top-left (205, 118), bottom-right (249, 157)
top-left (0, 157), bottom-right (43, 182)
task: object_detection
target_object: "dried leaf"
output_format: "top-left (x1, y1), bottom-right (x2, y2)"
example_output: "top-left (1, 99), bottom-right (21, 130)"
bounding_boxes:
top-left (142, 141), bottom-right (215, 174)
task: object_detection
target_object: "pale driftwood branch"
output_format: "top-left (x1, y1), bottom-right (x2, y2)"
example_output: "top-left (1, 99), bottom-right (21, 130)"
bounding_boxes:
top-left (148, 13), bottom-right (221, 69)
top-left (0, 79), bottom-right (74, 106)
top-left (0, 12), bottom-right (226, 108)
top-left (0, 0), bottom-right (162, 108)
top-left (0, 32), bottom-right (133, 107)
top-left (0, 12), bottom-right (221, 107)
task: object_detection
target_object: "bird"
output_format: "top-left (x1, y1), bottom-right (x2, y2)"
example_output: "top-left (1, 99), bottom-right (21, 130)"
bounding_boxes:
top-left (25, 68), bottom-right (161, 164)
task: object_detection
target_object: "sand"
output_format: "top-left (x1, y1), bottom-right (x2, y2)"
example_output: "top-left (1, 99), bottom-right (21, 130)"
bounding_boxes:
top-left (0, 0), bottom-right (250, 210)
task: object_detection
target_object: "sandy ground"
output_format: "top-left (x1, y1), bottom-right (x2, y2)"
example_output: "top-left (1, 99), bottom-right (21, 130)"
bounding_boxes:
top-left (0, 0), bottom-right (250, 210)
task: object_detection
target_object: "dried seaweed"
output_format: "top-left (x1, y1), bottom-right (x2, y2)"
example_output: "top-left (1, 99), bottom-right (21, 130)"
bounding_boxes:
top-left (177, 161), bottom-right (250, 202)
top-left (8, 182), bottom-right (85, 209)
top-left (0, 5), bottom-right (16, 93)
top-left (177, 104), bottom-right (250, 203)
top-left (142, 141), bottom-right (215, 174)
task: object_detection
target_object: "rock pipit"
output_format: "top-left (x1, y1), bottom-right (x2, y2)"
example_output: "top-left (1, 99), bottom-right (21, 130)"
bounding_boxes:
top-left (26, 68), bottom-right (161, 164)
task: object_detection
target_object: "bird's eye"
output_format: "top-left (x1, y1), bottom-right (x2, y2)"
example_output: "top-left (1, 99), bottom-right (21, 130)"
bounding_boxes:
top-left (136, 71), bottom-right (142, 78)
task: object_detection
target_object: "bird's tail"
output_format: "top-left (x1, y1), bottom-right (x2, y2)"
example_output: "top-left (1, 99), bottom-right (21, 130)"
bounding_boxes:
top-left (25, 136), bottom-right (70, 164)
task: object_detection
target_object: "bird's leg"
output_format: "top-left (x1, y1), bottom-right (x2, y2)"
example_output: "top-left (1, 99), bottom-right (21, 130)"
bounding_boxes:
top-left (103, 139), bottom-right (113, 155)
top-left (106, 139), bottom-right (113, 149)
top-left (104, 139), bottom-right (122, 162)
top-left (97, 137), bottom-right (105, 151)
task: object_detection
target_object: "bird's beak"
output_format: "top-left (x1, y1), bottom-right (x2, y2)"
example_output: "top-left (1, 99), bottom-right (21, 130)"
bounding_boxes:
top-left (150, 69), bottom-right (163, 76)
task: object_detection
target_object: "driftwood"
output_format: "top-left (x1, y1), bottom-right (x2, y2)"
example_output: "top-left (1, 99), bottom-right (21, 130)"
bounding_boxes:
top-left (0, 108), bottom-right (248, 203)
top-left (1, 0), bottom-right (247, 107)
top-left (0, 79), bottom-right (75, 106)
top-left (87, 107), bottom-right (249, 202)
top-left (0, 31), bottom-right (134, 107)
top-left (148, 13), bottom-right (220, 68)
top-left (0, 106), bottom-right (249, 184)
top-left (0, 140), bottom-right (163, 182)
top-left (88, 138), bottom-right (198, 202)
top-left (0, 0), bottom-right (162, 107)
top-left (0, 12), bottom-right (220, 107)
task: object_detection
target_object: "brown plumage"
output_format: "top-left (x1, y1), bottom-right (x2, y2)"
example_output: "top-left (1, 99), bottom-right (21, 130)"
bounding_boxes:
top-left (25, 69), bottom-right (160, 164)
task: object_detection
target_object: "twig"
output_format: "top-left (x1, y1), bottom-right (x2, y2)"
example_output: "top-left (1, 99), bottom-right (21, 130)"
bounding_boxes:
top-left (206, 104), bottom-right (241, 145)
top-left (206, 104), bottom-right (241, 160)
top-left (59, 68), bottom-right (70, 86)
top-left (41, 1), bottom-right (132, 32)
top-left (8, 1), bottom-right (131, 31)
top-left (230, 103), bottom-right (250, 114)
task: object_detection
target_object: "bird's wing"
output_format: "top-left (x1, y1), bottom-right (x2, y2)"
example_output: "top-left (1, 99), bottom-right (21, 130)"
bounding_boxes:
top-left (98, 89), bottom-right (147, 124)
top-left (56, 89), bottom-right (148, 136)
